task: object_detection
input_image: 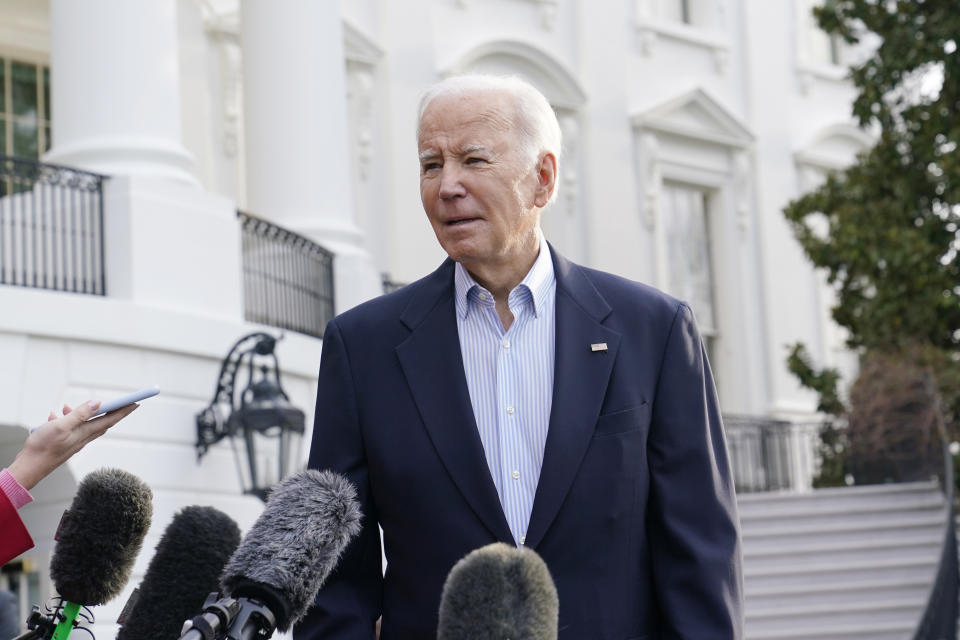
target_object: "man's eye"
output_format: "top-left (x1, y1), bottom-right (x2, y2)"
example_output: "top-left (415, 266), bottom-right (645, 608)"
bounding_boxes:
top-left (422, 163), bottom-right (441, 172)
top-left (465, 157), bottom-right (486, 165)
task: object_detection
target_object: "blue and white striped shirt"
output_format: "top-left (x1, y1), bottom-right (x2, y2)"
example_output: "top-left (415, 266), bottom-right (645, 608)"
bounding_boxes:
top-left (454, 237), bottom-right (556, 546)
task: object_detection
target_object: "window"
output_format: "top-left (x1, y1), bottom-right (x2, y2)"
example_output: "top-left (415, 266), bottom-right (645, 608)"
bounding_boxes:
top-left (661, 182), bottom-right (718, 361)
top-left (634, 0), bottom-right (730, 73)
top-left (1, 56), bottom-right (51, 160)
top-left (809, 30), bottom-right (845, 66)
top-left (659, 0), bottom-right (693, 25)
top-left (633, 89), bottom-right (755, 406)
top-left (797, 0), bottom-right (848, 68)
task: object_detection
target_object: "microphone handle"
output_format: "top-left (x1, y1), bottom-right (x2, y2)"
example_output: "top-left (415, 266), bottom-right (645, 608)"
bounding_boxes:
top-left (178, 602), bottom-right (236, 640)
top-left (178, 612), bottom-right (218, 640)
top-left (12, 605), bottom-right (59, 640)
top-left (177, 597), bottom-right (277, 640)
top-left (50, 602), bottom-right (80, 640)
top-left (223, 598), bottom-right (276, 640)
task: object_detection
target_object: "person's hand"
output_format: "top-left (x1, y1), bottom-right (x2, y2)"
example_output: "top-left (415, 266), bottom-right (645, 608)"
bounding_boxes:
top-left (6, 400), bottom-right (139, 490)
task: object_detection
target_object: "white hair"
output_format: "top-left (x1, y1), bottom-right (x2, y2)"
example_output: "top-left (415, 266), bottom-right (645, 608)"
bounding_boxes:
top-left (417, 74), bottom-right (562, 204)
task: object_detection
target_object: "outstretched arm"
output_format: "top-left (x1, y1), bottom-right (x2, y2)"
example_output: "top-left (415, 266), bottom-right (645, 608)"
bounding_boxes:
top-left (2, 400), bottom-right (138, 565)
top-left (8, 400), bottom-right (139, 490)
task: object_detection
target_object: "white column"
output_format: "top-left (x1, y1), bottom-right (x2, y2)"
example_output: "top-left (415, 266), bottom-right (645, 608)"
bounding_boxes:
top-left (241, 0), bottom-right (382, 312)
top-left (241, 0), bottom-right (360, 246)
top-left (45, 0), bottom-right (197, 184)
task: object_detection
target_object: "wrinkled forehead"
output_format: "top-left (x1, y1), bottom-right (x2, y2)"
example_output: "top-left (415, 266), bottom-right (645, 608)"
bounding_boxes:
top-left (418, 91), bottom-right (517, 145)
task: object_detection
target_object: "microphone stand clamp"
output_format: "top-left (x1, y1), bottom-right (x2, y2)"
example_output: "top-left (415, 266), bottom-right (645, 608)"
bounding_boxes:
top-left (179, 592), bottom-right (276, 640)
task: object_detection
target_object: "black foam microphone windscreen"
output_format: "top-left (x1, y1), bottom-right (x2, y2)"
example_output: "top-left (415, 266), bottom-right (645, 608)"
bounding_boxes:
top-left (219, 469), bottom-right (362, 632)
top-left (437, 542), bottom-right (559, 640)
top-left (49, 467), bottom-right (153, 606)
top-left (116, 506), bottom-right (241, 640)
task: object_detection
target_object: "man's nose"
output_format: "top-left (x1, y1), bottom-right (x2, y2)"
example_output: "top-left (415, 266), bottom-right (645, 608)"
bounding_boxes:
top-left (438, 166), bottom-right (467, 199)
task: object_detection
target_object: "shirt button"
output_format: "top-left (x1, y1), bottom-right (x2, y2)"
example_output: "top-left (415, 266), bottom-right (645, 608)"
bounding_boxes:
top-left (519, 535), bottom-right (526, 545)
top-left (512, 470), bottom-right (520, 480)
top-left (478, 292), bottom-right (488, 300)
top-left (506, 406), bottom-right (515, 415)
top-left (502, 338), bottom-right (510, 349)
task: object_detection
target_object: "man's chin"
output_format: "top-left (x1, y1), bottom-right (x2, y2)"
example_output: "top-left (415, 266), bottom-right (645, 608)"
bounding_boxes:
top-left (437, 239), bottom-right (483, 264)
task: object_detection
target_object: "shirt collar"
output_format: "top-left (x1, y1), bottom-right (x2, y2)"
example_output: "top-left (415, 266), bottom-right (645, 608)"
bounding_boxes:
top-left (454, 229), bottom-right (555, 319)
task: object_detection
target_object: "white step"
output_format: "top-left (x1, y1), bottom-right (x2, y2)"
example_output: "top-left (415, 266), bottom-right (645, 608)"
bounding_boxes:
top-left (746, 597), bottom-right (926, 635)
top-left (744, 556), bottom-right (938, 591)
top-left (745, 526), bottom-right (942, 552)
top-left (738, 481), bottom-right (941, 518)
top-left (740, 500), bottom-right (944, 533)
top-left (744, 529), bottom-right (940, 562)
top-left (746, 619), bottom-right (916, 640)
top-left (740, 491), bottom-right (943, 524)
top-left (745, 575), bottom-right (931, 609)
top-left (742, 514), bottom-right (943, 547)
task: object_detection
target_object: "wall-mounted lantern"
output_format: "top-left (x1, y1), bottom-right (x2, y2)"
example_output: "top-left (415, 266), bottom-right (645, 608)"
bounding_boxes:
top-left (195, 332), bottom-right (305, 501)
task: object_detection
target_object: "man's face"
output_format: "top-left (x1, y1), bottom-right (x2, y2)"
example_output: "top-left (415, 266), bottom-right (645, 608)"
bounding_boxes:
top-left (417, 91), bottom-right (546, 274)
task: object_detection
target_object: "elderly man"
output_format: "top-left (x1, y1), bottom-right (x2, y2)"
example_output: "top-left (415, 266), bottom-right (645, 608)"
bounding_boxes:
top-left (295, 75), bottom-right (743, 639)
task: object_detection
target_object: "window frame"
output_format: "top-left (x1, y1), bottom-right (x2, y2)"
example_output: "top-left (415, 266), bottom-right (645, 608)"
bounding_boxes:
top-left (632, 89), bottom-right (756, 407)
top-left (634, 0), bottom-right (731, 73)
top-left (660, 180), bottom-right (720, 340)
top-left (0, 51), bottom-right (51, 160)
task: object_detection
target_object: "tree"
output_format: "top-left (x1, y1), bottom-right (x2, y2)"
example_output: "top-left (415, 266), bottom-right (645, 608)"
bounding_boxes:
top-left (783, 0), bottom-right (960, 483)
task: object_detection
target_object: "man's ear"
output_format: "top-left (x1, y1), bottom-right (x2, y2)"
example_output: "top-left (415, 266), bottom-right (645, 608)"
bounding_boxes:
top-left (533, 152), bottom-right (558, 208)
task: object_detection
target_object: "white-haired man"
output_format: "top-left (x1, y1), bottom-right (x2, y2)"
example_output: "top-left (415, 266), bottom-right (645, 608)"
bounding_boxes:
top-left (296, 74), bottom-right (743, 639)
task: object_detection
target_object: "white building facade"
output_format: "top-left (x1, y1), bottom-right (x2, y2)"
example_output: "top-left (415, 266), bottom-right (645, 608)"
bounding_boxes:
top-left (0, 0), bottom-right (869, 637)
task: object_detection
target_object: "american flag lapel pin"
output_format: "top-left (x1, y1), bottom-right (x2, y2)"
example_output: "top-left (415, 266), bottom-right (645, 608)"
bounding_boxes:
top-left (590, 342), bottom-right (608, 352)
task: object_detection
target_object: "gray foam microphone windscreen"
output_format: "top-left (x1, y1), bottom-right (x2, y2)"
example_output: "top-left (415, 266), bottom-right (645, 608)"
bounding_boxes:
top-left (437, 542), bottom-right (559, 640)
top-left (49, 468), bottom-right (153, 606)
top-left (219, 469), bottom-right (362, 631)
top-left (117, 505), bottom-right (241, 640)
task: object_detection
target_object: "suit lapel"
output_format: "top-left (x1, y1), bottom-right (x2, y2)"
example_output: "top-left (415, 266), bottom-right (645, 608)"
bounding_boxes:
top-left (395, 261), bottom-right (514, 543)
top-left (524, 250), bottom-right (621, 550)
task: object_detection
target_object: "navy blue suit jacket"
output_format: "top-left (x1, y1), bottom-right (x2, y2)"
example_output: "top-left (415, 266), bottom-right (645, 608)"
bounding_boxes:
top-left (295, 248), bottom-right (743, 639)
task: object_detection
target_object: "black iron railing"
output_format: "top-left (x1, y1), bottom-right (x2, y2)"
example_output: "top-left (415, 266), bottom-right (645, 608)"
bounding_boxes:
top-left (0, 154), bottom-right (106, 295)
top-left (912, 377), bottom-right (958, 640)
top-left (381, 273), bottom-right (406, 294)
top-left (724, 416), bottom-right (820, 493)
top-left (238, 211), bottom-right (335, 339)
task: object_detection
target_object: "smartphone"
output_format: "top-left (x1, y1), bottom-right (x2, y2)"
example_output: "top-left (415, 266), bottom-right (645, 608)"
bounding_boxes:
top-left (91, 386), bottom-right (160, 418)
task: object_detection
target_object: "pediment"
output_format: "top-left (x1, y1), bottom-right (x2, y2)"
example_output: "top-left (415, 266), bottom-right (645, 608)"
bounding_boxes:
top-left (795, 123), bottom-right (875, 170)
top-left (631, 88), bottom-right (753, 148)
top-left (442, 39), bottom-right (586, 109)
top-left (344, 20), bottom-right (383, 66)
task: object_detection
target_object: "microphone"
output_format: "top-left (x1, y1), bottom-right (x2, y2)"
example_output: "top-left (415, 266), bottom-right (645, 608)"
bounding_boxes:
top-left (178, 469), bottom-right (361, 640)
top-left (116, 506), bottom-right (241, 640)
top-left (42, 468), bottom-right (153, 640)
top-left (437, 542), bottom-right (559, 640)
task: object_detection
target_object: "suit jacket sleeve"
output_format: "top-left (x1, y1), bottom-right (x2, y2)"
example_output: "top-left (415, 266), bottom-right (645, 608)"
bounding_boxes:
top-left (294, 319), bottom-right (383, 640)
top-left (647, 303), bottom-right (744, 639)
top-left (0, 487), bottom-right (34, 566)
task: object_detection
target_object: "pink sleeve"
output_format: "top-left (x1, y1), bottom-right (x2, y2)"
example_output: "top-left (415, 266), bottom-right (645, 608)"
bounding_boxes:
top-left (0, 469), bottom-right (34, 510)
top-left (0, 480), bottom-right (35, 565)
